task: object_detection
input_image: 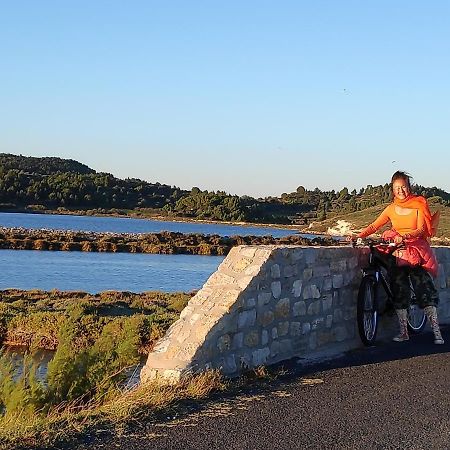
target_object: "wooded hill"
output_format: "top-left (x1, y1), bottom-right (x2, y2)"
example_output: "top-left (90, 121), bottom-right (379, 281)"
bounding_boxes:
top-left (0, 153), bottom-right (449, 225)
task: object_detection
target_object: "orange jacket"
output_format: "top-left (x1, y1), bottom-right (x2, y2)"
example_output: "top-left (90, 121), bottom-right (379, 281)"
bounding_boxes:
top-left (358, 196), bottom-right (439, 277)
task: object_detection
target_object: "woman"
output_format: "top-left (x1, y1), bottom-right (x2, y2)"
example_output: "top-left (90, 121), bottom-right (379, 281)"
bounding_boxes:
top-left (354, 171), bottom-right (444, 344)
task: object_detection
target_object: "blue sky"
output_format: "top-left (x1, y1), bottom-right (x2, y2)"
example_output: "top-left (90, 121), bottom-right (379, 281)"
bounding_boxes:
top-left (1, 1), bottom-right (449, 197)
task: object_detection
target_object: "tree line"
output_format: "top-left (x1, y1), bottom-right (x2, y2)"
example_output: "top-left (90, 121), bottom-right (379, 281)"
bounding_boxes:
top-left (0, 153), bottom-right (448, 224)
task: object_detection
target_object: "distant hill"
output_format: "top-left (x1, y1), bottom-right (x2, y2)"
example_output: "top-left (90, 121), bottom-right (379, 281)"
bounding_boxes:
top-left (0, 153), bottom-right (186, 211)
top-left (0, 153), bottom-right (96, 175)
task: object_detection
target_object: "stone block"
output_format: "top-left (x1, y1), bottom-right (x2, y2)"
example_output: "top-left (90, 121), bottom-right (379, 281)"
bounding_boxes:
top-left (232, 332), bottom-right (244, 350)
top-left (272, 327), bottom-right (278, 339)
top-left (332, 274), bottom-right (344, 289)
top-left (291, 248), bottom-right (304, 261)
top-left (333, 308), bottom-right (343, 322)
top-left (311, 285), bottom-right (321, 299)
top-left (293, 300), bottom-right (307, 317)
top-left (258, 310), bottom-right (275, 327)
top-left (238, 309), bottom-right (256, 329)
top-left (322, 276), bottom-right (333, 292)
top-left (283, 265), bottom-right (295, 278)
top-left (217, 334), bottom-right (231, 352)
top-left (245, 265), bottom-right (261, 276)
top-left (326, 314), bottom-right (333, 328)
top-left (302, 322), bottom-right (311, 335)
top-left (275, 298), bottom-right (290, 318)
top-left (331, 259), bottom-right (347, 272)
top-left (206, 272), bottom-right (237, 287)
top-left (313, 265), bottom-right (331, 277)
top-left (292, 280), bottom-right (303, 297)
top-left (303, 268), bottom-right (313, 281)
top-left (303, 285), bottom-right (312, 299)
top-left (256, 248), bottom-right (273, 259)
top-left (258, 292), bottom-right (272, 307)
top-left (270, 341), bottom-right (281, 357)
top-left (252, 347), bottom-right (270, 366)
top-left (277, 321), bottom-right (290, 337)
top-left (271, 281), bottom-right (282, 299)
top-left (245, 297), bottom-right (256, 309)
top-left (322, 294), bottom-right (333, 312)
top-left (244, 330), bottom-right (259, 347)
top-left (262, 329), bottom-right (269, 346)
top-left (290, 321), bottom-right (302, 336)
top-left (305, 251), bottom-right (317, 265)
top-left (240, 247), bottom-right (257, 258)
top-left (232, 257), bottom-right (252, 272)
top-left (271, 264), bottom-right (281, 278)
top-left (307, 300), bottom-right (321, 315)
top-left (237, 276), bottom-right (255, 290)
top-left (223, 354), bottom-right (237, 374)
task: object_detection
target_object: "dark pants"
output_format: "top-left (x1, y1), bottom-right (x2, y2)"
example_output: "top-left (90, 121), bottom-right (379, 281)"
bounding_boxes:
top-left (373, 248), bottom-right (439, 310)
top-left (390, 265), bottom-right (439, 310)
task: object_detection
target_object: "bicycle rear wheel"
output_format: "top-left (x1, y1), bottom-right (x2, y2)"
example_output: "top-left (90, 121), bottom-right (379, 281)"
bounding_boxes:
top-left (407, 304), bottom-right (427, 333)
top-left (357, 276), bottom-right (379, 346)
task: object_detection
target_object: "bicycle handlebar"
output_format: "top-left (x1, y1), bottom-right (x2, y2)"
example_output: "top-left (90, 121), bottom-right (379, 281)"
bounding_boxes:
top-left (351, 237), bottom-right (402, 249)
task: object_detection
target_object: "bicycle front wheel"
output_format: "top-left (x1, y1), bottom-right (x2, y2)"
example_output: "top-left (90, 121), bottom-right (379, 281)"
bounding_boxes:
top-left (357, 276), bottom-right (379, 346)
top-left (407, 304), bottom-right (427, 333)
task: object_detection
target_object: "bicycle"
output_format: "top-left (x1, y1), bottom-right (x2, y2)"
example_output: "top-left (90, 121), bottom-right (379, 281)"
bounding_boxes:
top-left (354, 238), bottom-right (427, 346)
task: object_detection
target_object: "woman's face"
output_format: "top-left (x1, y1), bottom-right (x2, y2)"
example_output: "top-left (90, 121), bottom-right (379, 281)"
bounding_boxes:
top-left (392, 177), bottom-right (410, 200)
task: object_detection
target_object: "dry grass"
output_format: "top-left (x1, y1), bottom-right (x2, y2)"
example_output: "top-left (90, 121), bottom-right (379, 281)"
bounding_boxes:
top-left (0, 370), bottom-right (227, 450)
top-left (0, 362), bottom-right (290, 450)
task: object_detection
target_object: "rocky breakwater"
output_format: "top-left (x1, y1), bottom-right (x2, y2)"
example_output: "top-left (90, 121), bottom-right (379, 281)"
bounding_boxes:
top-left (0, 227), bottom-right (336, 255)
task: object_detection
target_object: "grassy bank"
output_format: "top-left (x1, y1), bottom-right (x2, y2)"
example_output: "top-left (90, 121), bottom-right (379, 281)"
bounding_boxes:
top-left (0, 289), bottom-right (192, 352)
top-left (0, 288), bottom-right (210, 449)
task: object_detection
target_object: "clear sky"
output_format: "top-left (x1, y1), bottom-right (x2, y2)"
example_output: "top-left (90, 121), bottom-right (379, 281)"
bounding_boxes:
top-left (1, 1), bottom-right (449, 197)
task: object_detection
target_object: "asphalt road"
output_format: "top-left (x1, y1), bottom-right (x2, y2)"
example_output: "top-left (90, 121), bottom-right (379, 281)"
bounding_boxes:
top-left (75, 325), bottom-right (450, 450)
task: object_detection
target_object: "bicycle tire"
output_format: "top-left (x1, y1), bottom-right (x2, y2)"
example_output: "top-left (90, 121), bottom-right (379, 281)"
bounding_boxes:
top-left (407, 304), bottom-right (427, 333)
top-left (357, 276), bottom-right (379, 346)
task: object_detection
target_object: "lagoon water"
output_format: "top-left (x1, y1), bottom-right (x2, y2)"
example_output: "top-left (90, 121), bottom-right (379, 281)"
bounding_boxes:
top-left (0, 212), bottom-right (300, 293)
top-left (0, 249), bottom-right (224, 293)
top-left (0, 212), bottom-right (296, 237)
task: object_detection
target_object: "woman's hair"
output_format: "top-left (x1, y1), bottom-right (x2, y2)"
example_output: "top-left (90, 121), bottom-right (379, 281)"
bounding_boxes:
top-left (391, 170), bottom-right (412, 190)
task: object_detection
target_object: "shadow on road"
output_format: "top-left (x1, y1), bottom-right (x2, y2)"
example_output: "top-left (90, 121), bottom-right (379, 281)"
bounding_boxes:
top-left (291, 323), bottom-right (450, 378)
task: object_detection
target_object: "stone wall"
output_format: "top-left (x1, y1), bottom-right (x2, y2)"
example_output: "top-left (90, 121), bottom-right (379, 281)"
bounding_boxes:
top-left (141, 245), bottom-right (450, 383)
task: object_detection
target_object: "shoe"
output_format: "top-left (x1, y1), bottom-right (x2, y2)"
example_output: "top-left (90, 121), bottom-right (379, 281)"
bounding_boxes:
top-left (393, 333), bottom-right (409, 342)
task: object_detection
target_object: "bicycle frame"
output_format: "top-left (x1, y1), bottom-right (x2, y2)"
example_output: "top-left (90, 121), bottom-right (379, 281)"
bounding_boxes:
top-left (364, 243), bottom-right (395, 305)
